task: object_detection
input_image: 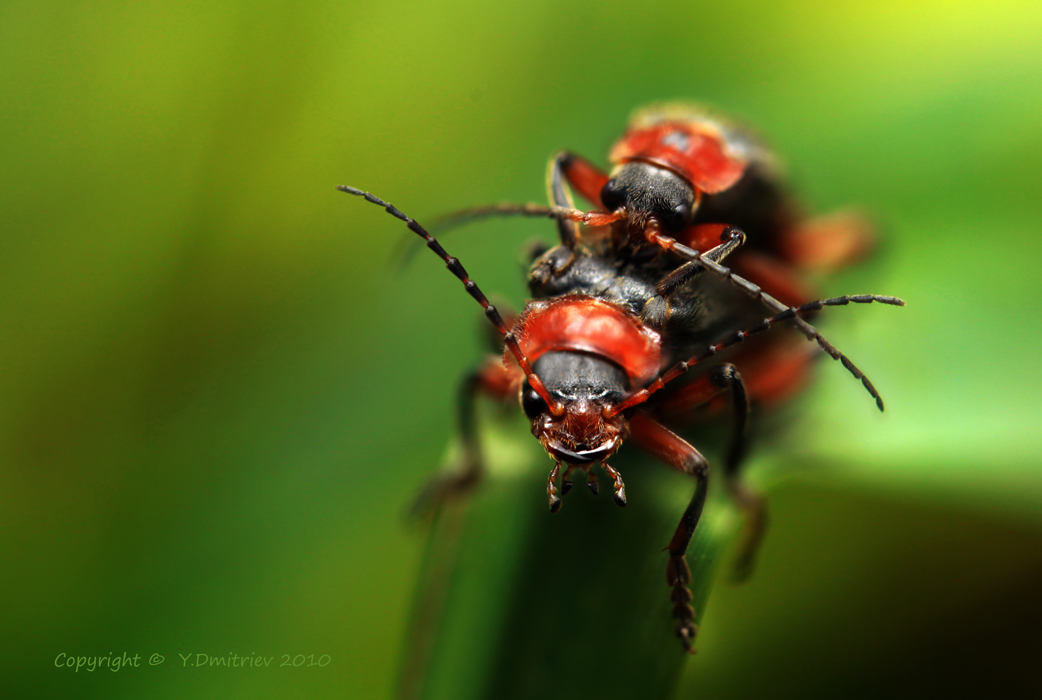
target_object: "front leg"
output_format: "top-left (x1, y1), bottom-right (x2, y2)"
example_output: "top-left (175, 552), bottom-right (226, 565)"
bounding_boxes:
top-left (642, 222), bottom-right (890, 411)
top-left (628, 411), bottom-right (710, 652)
top-left (539, 152), bottom-right (612, 277)
top-left (655, 224), bottom-right (747, 298)
top-left (548, 151), bottom-right (610, 208)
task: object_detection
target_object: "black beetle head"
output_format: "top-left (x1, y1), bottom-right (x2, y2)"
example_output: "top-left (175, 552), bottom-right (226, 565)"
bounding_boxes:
top-left (600, 161), bottom-right (697, 234)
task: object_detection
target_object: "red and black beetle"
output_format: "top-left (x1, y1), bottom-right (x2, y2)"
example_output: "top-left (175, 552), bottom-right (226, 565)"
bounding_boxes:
top-left (340, 103), bottom-right (902, 652)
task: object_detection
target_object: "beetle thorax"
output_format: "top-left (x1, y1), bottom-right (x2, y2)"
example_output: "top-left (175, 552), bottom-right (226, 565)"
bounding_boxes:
top-left (512, 295), bottom-right (663, 386)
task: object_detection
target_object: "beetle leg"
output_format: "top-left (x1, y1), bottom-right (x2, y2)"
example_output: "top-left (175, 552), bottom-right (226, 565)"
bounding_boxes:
top-left (730, 338), bottom-right (818, 407)
top-left (410, 356), bottom-right (522, 516)
top-left (627, 411), bottom-right (710, 652)
top-left (655, 225), bottom-right (747, 298)
top-left (547, 462), bottom-right (563, 513)
top-left (654, 364), bottom-right (764, 582)
top-left (660, 224), bottom-right (827, 308)
top-left (656, 364), bottom-right (748, 467)
top-left (643, 222), bottom-right (891, 412)
top-left (600, 462), bottom-right (627, 507)
top-left (541, 151), bottom-right (612, 274)
top-left (676, 222), bottom-right (737, 252)
top-left (776, 210), bottom-right (875, 273)
top-left (550, 151), bottom-right (610, 207)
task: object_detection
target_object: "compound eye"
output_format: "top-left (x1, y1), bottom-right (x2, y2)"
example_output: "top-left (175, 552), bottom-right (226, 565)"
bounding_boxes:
top-left (600, 178), bottom-right (625, 212)
top-left (521, 385), bottom-right (548, 419)
top-left (664, 201), bottom-right (692, 233)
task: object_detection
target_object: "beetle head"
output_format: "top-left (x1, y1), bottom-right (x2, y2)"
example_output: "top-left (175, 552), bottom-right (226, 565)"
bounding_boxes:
top-left (520, 352), bottom-right (629, 465)
top-left (600, 161), bottom-right (698, 236)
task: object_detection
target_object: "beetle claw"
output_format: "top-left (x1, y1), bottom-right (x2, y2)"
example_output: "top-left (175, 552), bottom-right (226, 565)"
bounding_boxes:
top-left (547, 462), bottom-right (562, 513)
top-left (587, 475), bottom-right (599, 496)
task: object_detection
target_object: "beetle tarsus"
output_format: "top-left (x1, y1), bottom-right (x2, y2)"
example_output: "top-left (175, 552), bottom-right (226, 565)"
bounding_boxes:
top-left (547, 462), bottom-right (562, 513)
top-left (667, 553), bottom-right (698, 652)
top-left (602, 462), bottom-right (627, 507)
top-left (586, 472), bottom-right (599, 496)
top-left (561, 464), bottom-right (579, 496)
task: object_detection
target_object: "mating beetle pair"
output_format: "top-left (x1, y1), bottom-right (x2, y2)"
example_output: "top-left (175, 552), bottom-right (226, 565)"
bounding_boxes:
top-left (341, 103), bottom-right (902, 652)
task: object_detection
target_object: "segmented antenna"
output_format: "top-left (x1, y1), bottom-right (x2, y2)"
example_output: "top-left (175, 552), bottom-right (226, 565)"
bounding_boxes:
top-left (338, 185), bottom-right (562, 415)
top-left (389, 198), bottom-right (902, 411)
top-left (399, 204), bottom-right (623, 268)
top-left (643, 225), bottom-right (903, 411)
top-left (434, 203), bottom-right (622, 233)
top-left (606, 294), bottom-right (905, 417)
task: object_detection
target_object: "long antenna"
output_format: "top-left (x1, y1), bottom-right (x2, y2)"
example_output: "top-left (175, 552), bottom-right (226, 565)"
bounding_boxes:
top-left (338, 185), bottom-right (562, 415)
top-left (398, 204), bottom-right (623, 268)
top-left (642, 224), bottom-right (901, 410)
top-left (387, 196), bottom-right (899, 410)
top-left (607, 294), bottom-right (904, 416)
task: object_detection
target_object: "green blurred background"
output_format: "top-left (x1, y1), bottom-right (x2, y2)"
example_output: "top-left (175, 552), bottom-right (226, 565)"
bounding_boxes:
top-left (2, 0), bottom-right (1041, 697)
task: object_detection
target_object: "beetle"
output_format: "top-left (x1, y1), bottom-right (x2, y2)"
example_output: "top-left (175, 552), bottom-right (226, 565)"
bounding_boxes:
top-left (339, 103), bottom-right (902, 651)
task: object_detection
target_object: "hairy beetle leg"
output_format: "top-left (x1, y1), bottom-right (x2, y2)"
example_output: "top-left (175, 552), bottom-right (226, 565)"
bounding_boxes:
top-left (601, 462), bottom-right (627, 507)
top-left (560, 464), bottom-right (578, 495)
top-left (547, 462), bottom-right (563, 513)
top-left (666, 554), bottom-right (698, 653)
top-left (586, 469), bottom-right (599, 496)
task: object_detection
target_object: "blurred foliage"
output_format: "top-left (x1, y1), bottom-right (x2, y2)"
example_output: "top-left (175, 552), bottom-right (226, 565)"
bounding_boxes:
top-left (1, 0), bottom-right (1041, 698)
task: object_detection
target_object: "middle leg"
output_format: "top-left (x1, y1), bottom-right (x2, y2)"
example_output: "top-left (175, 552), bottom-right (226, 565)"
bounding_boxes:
top-left (642, 223), bottom-right (892, 411)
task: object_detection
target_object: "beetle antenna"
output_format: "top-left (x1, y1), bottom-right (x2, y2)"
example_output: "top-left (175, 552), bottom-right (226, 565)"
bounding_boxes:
top-left (644, 224), bottom-right (902, 411)
top-left (435, 203), bottom-right (623, 233)
top-left (606, 293), bottom-right (905, 416)
top-left (339, 185), bottom-right (563, 415)
top-left (397, 203), bottom-right (624, 268)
